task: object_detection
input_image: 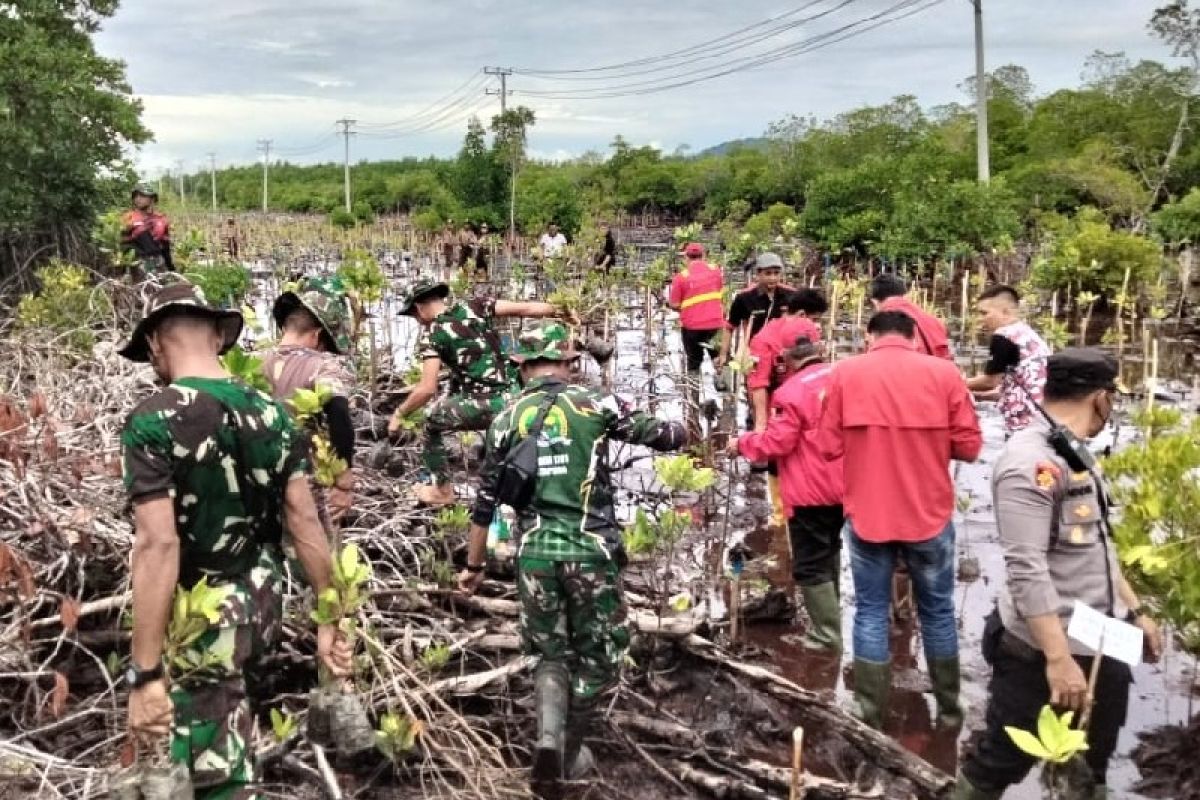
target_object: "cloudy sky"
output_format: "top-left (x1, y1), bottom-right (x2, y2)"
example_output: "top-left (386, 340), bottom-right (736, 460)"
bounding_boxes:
top-left (94, 0), bottom-right (1175, 176)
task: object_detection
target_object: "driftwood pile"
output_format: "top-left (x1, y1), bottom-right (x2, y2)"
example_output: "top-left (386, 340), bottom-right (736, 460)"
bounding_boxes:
top-left (0, 304), bottom-right (953, 800)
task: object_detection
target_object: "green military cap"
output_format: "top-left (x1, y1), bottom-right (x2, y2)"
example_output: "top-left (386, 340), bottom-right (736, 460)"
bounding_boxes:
top-left (398, 278), bottom-right (450, 317)
top-left (118, 281), bottom-right (243, 362)
top-left (509, 323), bottom-right (581, 364)
top-left (273, 276), bottom-right (353, 354)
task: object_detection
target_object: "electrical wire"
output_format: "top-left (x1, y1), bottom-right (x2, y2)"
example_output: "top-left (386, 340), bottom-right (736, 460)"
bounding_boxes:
top-left (356, 71), bottom-right (489, 131)
top-left (357, 94), bottom-right (496, 140)
top-left (514, 0), bottom-right (860, 82)
top-left (516, 0), bottom-right (943, 100)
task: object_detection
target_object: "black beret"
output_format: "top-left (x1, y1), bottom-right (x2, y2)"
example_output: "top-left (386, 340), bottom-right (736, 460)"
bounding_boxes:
top-left (1046, 348), bottom-right (1121, 393)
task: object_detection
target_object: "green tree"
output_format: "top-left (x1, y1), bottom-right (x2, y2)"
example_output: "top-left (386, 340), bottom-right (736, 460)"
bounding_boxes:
top-left (490, 106), bottom-right (536, 234)
top-left (454, 116), bottom-right (500, 211)
top-left (0, 0), bottom-right (151, 280)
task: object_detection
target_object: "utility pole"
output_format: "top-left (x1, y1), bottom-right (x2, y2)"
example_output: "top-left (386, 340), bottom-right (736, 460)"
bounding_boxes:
top-left (484, 67), bottom-right (513, 113)
top-left (174, 159), bottom-right (186, 205)
top-left (336, 118), bottom-right (356, 212)
top-left (207, 152), bottom-right (217, 211)
top-left (972, 0), bottom-right (990, 183)
top-left (257, 139), bottom-right (272, 213)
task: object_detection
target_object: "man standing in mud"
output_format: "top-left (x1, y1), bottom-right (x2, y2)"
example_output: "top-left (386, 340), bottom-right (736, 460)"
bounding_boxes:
top-left (458, 323), bottom-right (688, 785)
top-left (818, 310), bottom-right (981, 731)
top-left (387, 278), bottom-right (575, 506)
top-left (262, 277), bottom-right (358, 530)
top-left (119, 283), bottom-right (351, 798)
top-left (122, 185), bottom-right (174, 274)
top-left (954, 349), bottom-right (1161, 800)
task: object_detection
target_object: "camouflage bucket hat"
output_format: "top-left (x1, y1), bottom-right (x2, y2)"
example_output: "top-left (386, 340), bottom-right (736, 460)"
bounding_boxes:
top-left (509, 323), bottom-right (581, 364)
top-left (118, 282), bottom-right (244, 362)
top-left (273, 277), bottom-right (353, 354)
top-left (398, 278), bottom-right (450, 316)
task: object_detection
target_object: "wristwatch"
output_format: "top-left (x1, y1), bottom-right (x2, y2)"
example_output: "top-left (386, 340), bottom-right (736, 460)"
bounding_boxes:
top-left (124, 661), bottom-right (165, 688)
top-left (1124, 607), bottom-right (1145, 623)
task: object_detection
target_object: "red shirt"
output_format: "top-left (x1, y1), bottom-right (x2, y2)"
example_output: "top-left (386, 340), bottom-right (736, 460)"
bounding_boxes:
top-left (669, 261), bottom-right (725, 330)
top-left (747, 315), bottom-right (823, 390)
top-left (738, 363), bottom-right (843, 509)
top-left (817, 336), bottom-right (981, 543)
top-left (878, 296), bottom-right (952, 360)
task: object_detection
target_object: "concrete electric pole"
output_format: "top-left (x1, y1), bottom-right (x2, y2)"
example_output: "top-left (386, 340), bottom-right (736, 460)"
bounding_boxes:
top-left (484, 67), bottom-right (513, 113)
top-left (174, 159), bottom-right (186, 205)
top-left (257, 139), bottom-right (272, 213)
top-left (337, 118), bottom-right (356, 212)
top-left (207, 152), bottom-right (217, 211)
top-left (972, 0), bottom-right (990, 183)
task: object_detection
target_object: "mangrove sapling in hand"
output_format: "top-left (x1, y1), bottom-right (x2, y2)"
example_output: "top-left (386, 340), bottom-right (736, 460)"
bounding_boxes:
top-left (307, 543), bottom-right (376, 757)
top-left (110, 579), bottom-right (232, 800)
top-left (1005, 704), bottom-right (1092, 799)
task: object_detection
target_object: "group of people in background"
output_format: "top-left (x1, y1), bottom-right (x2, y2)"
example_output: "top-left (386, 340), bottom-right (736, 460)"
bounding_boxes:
top-left (116, 185), bottom-right (1160, 799)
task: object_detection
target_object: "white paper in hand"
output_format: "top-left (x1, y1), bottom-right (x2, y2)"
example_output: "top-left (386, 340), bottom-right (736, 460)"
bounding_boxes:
top-left (1066, 600), bottom-right (1143, 666)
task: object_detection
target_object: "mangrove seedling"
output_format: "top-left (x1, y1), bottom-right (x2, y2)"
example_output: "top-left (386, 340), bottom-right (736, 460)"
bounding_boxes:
top-left (1005, 705), bottom-right (1091, 799)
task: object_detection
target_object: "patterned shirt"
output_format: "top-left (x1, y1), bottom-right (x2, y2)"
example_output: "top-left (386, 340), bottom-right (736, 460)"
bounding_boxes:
top-left (416, 298), bottom-right (517, 395)
top-left (121, 377), bottom-right (308, 586)
top-left (472, 376), bottom-right (686, 563)
top-left (986, 321), bottom-right (1051, 434)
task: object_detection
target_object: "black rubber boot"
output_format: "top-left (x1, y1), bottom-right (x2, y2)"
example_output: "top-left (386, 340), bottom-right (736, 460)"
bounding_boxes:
top-left (532, 663), bottom-right (570, 782)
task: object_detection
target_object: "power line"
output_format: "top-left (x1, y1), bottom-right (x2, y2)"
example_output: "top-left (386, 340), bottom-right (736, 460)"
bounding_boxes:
top-left (357, 71), bottom-right (490, 131)
top-left (357, 94), bottom-right (495, 140)
top-left (484, 66), bottom-right (513, 113)
top-left (515, 0), bottom-right (943, 100)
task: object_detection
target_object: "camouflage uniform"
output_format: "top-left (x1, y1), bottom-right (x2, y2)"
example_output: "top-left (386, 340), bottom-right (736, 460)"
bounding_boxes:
top-left (122, 377), bottom-right (308, 799)
top-left (264, 278), bottom-right (357, 536)
top-left (415, 296), bottom-right (518, 483)
top-left (471, 326), bottom-right (686, 703)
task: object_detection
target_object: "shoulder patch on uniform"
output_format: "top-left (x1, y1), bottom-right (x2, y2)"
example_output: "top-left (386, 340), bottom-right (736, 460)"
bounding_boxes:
top-left (1034, 461), bottom-right (1061, 491)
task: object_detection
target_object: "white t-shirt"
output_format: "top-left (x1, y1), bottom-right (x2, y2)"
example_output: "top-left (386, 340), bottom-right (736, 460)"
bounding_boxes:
top-left (539, 232), bottom-right (568, 257)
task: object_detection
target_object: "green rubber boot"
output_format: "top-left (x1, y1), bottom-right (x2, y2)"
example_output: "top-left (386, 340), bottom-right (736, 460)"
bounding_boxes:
top-left (950, 771), bottom-right (1002, 800)
top-left (800, 582), bottom-right (843, 651)
top-left (928, 656), bottom-right (963, 727)
top-left (851, 658), bottom-right (891, 730)
top-left (532, 663), bottom-right (570, 782)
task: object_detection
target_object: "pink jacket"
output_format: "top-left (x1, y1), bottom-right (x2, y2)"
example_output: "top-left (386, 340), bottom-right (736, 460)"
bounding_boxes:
top-left (737, 362), bottom-right (844, 509)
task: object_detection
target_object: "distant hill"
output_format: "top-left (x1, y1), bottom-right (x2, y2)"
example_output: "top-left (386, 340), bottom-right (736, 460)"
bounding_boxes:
top-left (696, 137), bottom-right (770, 157)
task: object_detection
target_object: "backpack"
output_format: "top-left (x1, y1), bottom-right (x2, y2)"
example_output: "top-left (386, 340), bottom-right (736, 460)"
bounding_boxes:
top-left (493, 385), bottom-right (565, 510)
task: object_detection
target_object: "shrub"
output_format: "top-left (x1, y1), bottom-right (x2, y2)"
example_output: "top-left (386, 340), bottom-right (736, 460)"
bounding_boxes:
top-left (330, 208), bottom-right (356, 229)
top-left (15, 262), bottom-right (112, 355)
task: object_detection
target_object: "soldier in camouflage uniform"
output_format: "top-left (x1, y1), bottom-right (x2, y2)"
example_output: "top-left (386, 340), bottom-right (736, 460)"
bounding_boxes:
top-left (262, 277), bottom-right (357, 529)
top-left (387, 278), bottom-right (575, 506)
top-left (459, 323), bottom-right (687, 784)
top-left (119, 283), bottom-right (352, 799)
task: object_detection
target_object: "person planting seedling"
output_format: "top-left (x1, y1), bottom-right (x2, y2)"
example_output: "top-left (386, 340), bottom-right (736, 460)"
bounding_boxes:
top-left (117, 283), bottom-right (352, 799)
top-left (387, 277), bottom-right (577, 506)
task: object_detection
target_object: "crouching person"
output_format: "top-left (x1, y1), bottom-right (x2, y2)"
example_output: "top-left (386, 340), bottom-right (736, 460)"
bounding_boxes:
top-left (458, 323), bottom-right (688, 785)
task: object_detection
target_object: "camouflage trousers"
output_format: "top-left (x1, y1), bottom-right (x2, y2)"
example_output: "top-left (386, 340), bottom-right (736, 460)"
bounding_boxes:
top-left (517, 556), bottom-right (629, 705)
top-left (422, 391), bottom-right (508, 483)
top-left (170, 547), bottom-right (284, 800)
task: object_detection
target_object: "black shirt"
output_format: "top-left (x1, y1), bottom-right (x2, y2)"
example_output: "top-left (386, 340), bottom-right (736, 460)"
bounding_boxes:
top-left (984, 334), bottom-right (1022, 375)
top-left (727, 287), bottom-right (787, 339)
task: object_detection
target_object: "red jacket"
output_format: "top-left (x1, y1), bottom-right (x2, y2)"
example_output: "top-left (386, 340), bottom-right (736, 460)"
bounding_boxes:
top-left (817, 336), bottom-right (981, 543)
top-left (669, 261), bottom-right (725, 330)
top-left (878, 296), bottom-right (952, 360)
top-left (738, 363), bottom-right (843, 510)
top-left (747, 315), bottom-right (823, 391)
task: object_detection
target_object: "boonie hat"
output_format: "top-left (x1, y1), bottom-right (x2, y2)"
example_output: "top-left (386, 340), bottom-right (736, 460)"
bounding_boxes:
top-left (398, 278), bottom-right (450, 317)
top-left (118, 282), bottom-right (243, 362)
top-left (273, 277), bottom-right (353, 354)
top-left (754, 252), bottom-right (784, 271)
top-left (1046, 348), bottom-right (1127, 394)
top-left (509, 323), bottom-right (580, 364)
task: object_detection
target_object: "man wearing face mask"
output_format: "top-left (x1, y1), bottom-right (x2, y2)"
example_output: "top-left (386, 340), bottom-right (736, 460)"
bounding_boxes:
top-left (954, 348), bottom-right (1162, 800)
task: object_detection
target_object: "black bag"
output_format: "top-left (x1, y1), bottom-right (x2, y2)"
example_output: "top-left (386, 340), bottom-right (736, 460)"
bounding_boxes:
top-left (493, 386), bottom-right (564, 510)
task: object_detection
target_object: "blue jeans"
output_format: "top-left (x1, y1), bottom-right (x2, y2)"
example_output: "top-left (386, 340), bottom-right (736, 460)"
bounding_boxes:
top-left (846, 520), bottom-right (958, 664)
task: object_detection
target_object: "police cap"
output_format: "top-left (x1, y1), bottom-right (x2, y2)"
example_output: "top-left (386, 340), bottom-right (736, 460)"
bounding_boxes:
top-left (1045, 348), bottom-right (1123, 397)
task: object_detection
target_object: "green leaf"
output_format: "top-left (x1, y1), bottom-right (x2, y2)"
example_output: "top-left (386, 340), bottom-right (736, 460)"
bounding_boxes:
top-left (1004, 726), bottom-right (1054, 761)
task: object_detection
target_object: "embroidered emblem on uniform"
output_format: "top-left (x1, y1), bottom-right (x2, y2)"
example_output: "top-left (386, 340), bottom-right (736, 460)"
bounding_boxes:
top-left (1071, 472), bottom-right (1089, 481)
top-left (1073, 504), bottom-right (1090, 518)
top-left (1070, 526), bottom-right (1085, 543)
top-left (1035, 461), bottom-right (1060, 490)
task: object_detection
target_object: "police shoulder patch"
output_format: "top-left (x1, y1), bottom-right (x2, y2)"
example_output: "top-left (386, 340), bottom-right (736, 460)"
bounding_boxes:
top-left (1034, 461), bottom-right (1061, 491)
